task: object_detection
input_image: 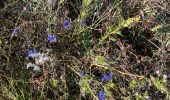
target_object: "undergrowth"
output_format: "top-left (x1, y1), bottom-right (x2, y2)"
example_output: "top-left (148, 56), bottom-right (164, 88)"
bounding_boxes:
top-left (0, 0), bottom-right (170, 100)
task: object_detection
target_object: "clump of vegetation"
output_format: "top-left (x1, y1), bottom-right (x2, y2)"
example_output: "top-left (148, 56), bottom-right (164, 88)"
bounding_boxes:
top-left (0, 0), bottom-right (170, 100)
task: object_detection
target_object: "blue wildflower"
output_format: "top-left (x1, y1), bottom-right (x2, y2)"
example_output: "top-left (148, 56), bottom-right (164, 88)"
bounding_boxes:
top-left (27, 49), bottom-right (38, 58)
top-left (80, 72), bottom-right (86, 77)
top-left (101, 73), bottom-right (112, 82)
top-left (48, 34), bottom-right (56, 43)
top-left (12, 27), bottom-right (19, 36)
top-left (98, 90), bottom-right (105, 100)
top-left (63, 20), bottom-right (71, 29)
top-left (82, 19), bottom-right (86, 26)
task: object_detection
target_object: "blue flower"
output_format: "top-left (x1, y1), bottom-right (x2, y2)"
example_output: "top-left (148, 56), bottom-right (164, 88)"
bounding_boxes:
top-left (82, 19), bottom-right (86, 26)
top-left (63, 20), bottom-right (71, 29)
top-left (80, 72), bottom-right (86, 77)
top-left (101, 73), bottom-right (112, 82)
top-left (48, 34), bottom-right (56, 43)
top-left (98, 90), bottom-right (105, 100)
top-left (12, 27), bottom-right (19, 36)
top-left (27, 49), bottom-right (38, 58)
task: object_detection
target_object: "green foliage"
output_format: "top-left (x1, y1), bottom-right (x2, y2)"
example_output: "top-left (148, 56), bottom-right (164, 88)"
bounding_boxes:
top-left (129, 79), bottom-right (138, 89)
top-left (93, 55), bottom-right (108, 68)
top-left (136, 91), bottom-right (149, 100)
top-left (100, 15), bottom-right (140, 43)
top-left (151, 76), bottom-right (168, 94)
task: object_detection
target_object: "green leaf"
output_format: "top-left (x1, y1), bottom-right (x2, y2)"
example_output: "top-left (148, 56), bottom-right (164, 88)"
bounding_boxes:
top-left (51, 78), bottom-right (57, 88)
top-left (94, 55), bottom-right (108, 66)
top-left (129, 79), bottom-right (137, 89)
